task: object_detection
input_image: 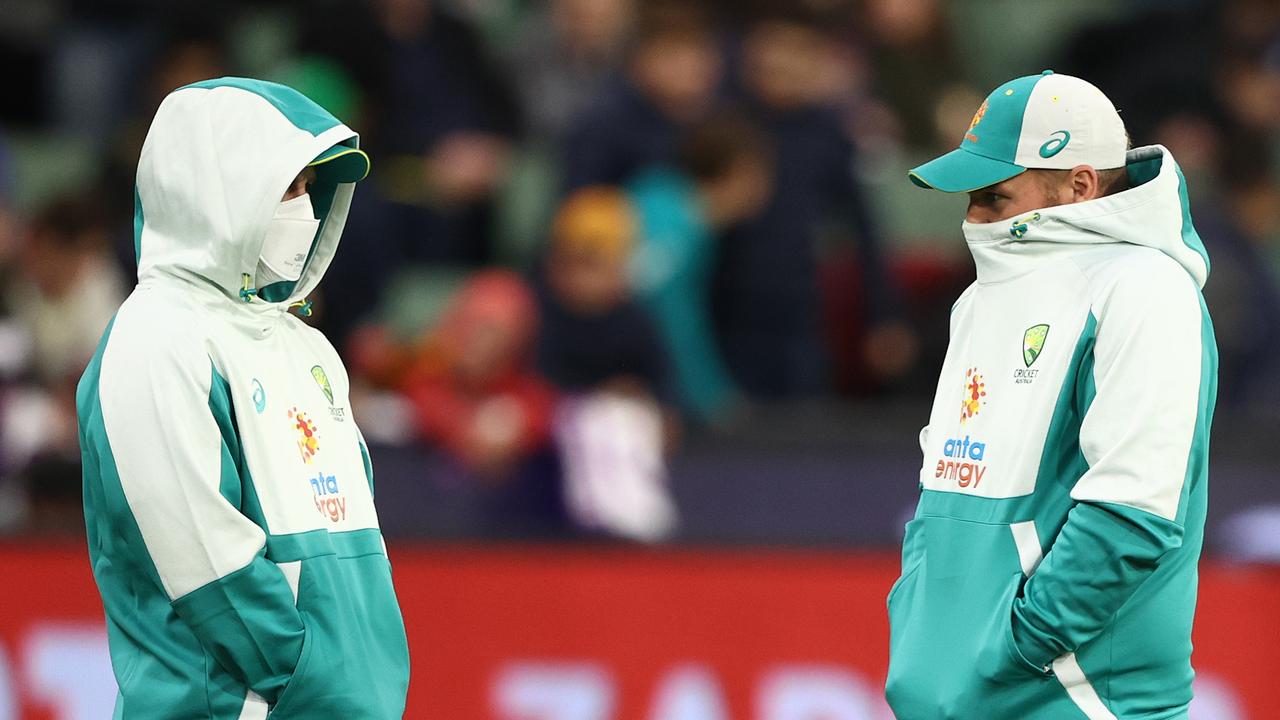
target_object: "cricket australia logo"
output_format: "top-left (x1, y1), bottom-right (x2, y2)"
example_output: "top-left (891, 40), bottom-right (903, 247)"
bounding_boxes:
top-left (311, 364), bottom-right (346, 422)
top-left (960, 368), bottom-right (987, 423)
top-left (311, 365), bottom-right (333, 404)
top-left (288, 407), bottom-right (320, 463)
top-left (1023, 324), bottom-right (1049, 366)
top-left (1014, 324), bottom-right (1049, 385)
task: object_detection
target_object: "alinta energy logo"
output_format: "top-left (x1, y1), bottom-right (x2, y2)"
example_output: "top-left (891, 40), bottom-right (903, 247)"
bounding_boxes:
top-left (939, 367), bottom-right (990, 489)
top-left (288, 407), bottom-right (320, 464)
top-left (936, 368), bottom-right (993, 486)
top-left (310, 471), bottom-right (347, 523)
top-left (935, 434), bottom-right (988, 489)
top-left (960, 367), bottom-right (986, 424)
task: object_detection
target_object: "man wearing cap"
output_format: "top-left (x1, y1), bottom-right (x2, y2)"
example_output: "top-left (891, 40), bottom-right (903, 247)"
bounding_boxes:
top-left (77, 78), bottom-right (409, 718)
top-left (885, 70), bottom-right (1216, 719)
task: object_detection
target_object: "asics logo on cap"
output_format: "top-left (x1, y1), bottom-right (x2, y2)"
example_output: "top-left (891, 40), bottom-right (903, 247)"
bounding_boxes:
top-left (1039, 130), bottom-right (1071, 158)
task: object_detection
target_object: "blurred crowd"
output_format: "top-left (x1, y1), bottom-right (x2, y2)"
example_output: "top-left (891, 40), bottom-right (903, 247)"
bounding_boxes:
top-left (1, 0), bottom-right (1279, 544)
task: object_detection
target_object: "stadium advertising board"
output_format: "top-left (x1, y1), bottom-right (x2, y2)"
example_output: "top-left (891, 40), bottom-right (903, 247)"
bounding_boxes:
top-left (0, 545), bottom-right (1274, 718)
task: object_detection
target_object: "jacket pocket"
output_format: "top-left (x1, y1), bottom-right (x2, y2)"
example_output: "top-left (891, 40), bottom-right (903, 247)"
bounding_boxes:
top-left (267, 550), bottom-right (408, 719)
top-left (268, 619), bottom-right (318, 717)
top-left (972, 574), bottom-right (1049, 682)
top-left (885, 516), bottom-right (1049, 719)
top-left (887, 518), bottom-right (925, 609)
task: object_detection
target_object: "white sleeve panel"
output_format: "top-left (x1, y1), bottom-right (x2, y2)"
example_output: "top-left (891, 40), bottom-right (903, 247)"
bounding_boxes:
top-left (1071, 255), bottom-right (1204, 521)
top-left (99, 299), bottom-right (267, 600)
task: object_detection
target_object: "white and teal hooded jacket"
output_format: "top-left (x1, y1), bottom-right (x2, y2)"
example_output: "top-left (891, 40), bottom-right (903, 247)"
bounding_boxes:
top-left (886, 146), bottom-right (1217, 720)
top-left (76, 79), bottom-right (409, 718)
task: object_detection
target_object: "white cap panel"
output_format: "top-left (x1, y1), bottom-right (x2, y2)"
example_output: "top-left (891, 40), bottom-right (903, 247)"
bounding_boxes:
top-left (1014, 74), bottom-right (1127, 170)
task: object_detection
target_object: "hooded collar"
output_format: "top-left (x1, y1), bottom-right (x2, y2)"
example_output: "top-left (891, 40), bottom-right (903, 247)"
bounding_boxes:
top-left (134, 78), bottom-right (362, 312)
top-left (961, 145), bottom-right (1210, 287)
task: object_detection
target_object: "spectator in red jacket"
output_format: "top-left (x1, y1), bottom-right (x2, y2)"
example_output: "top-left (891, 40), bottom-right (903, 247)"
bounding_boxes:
top-left (401, 270), bottom-right (557, 479)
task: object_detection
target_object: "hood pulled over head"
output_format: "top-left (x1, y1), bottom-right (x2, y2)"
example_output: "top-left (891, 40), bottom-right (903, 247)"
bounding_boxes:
top-left (134, 77), bottom-right (366, 305)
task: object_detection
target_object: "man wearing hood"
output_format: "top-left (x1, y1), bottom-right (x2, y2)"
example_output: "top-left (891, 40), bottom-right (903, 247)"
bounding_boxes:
top-left (885, 71), bottom-right (1217, 719)
top-left (77, 79), bottom-right (409, 718)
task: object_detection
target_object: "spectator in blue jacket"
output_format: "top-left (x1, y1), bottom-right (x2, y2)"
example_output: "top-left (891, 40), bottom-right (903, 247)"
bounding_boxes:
top-left (562, 1), bottom-right (721, 191)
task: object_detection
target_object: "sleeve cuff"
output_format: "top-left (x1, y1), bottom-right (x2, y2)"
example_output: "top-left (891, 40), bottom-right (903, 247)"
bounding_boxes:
top-left (1009, 600), bottom-right (1059, 674)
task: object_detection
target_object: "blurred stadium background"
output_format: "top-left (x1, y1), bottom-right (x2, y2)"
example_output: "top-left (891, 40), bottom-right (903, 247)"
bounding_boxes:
top-left (1, 0), bottom-right (1279, 717)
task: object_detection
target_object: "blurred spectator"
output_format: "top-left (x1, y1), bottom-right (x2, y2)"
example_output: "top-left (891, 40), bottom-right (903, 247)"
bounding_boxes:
top-left (717, 7), bottom-right (913, 398)
top-left (628, 112), bottom-right (772, 422)
top-left (561, 0), bottom-right (722, 190)
top-left (398, 270), bottom-right (556, 480)
top-left (0, 193), bottom-right (122, 536)
top-left (8, 194), bottom-right (124, 387)
top-left (536, 187), bottom-right (670, 401)
top-left (507, 0), bottom-right (636, 141)
top-left (863, 0), bottom-right (964, 150)
top-left (1203, 142), bottom-right (1280, 409)
top-left (538, 187), bottom-right (678, 542)
top-left (311, 0), bottom-right (521, 266)
top-left (1057, 3), bottom-right (1220, 146)
top-left (487, 0), bottom-right (641, 268)
top-left (349, 270), bottom-right (566, 538)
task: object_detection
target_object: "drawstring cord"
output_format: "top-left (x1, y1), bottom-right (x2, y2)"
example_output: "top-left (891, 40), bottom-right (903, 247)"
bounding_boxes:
top-left (239, 273), bottom-right (258, 302)
top-left (241, 272), bottom-right (312, 317)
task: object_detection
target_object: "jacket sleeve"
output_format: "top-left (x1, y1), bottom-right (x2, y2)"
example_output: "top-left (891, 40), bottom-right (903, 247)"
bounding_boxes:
top-left (1010, 258), bottom-right (1216, 670)
top-left (92, 319), bottom-right (305, 703)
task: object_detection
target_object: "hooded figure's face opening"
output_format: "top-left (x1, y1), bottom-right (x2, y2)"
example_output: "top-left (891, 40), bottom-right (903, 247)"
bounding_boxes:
top-left (257, 166), bottom-right (322, 288)
top-left (283, 167), bottom-right (317, 201)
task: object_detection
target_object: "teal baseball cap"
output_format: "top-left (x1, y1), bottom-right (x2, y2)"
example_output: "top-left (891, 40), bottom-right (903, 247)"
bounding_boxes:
top-left (308, 142), bottom-right (370, 184)
top-left (909, 70), bottom-right (1127, 193)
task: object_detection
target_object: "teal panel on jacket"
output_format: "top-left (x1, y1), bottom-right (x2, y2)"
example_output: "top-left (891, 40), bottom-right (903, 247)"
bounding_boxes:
top-left (209, 367), bottom-right (272, 529)
top-left (78, 319), bottom-right (222, 717)
top-left (359, 439), bottom-right (375, 496)
top-left (1091, 294), bottom-right (1216, 718)
top-left (183, 77), bottom-right (343, 137)
top-left (132, 189), bottom-right (144, 265)
top-left (885, 316), bottom-right (1103, 719)
top-left (265, 551), bottom-right (410, 718)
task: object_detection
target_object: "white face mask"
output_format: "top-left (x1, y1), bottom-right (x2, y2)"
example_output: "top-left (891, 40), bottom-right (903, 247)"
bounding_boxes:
top-left (257, 193), bottom-right (320, 285)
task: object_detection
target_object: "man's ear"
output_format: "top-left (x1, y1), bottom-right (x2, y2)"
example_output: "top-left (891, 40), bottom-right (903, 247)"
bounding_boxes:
top-left (1069, 165), bottom-right (1102, 202)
